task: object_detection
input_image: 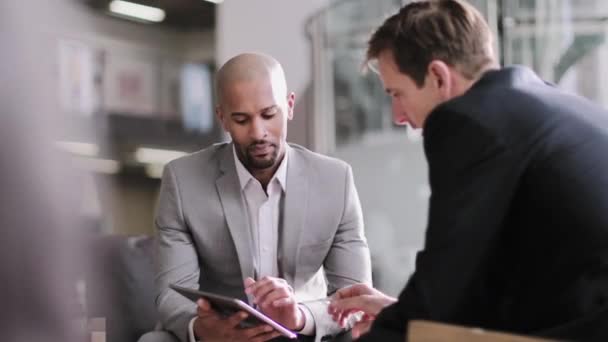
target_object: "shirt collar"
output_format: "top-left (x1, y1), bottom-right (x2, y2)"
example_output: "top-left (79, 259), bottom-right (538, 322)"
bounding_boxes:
top-left (232, 144), bottom-right (289, 191)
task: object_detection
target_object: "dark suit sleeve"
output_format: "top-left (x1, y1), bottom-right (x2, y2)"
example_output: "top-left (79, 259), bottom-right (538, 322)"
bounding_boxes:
top-left (360, 111), bottom-right (523, 341)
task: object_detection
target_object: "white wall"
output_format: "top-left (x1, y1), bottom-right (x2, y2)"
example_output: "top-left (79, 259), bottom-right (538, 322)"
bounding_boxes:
top-left (216, 0), bottom-right (330, 147)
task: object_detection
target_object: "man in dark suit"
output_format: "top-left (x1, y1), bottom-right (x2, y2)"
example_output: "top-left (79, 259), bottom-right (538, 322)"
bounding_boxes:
top-left (328, 0), bottom-right (608, 341)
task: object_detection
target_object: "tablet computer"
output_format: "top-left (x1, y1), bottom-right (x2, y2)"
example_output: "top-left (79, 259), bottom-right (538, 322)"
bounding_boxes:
top-left (169, 284), bottom-right (297, 339)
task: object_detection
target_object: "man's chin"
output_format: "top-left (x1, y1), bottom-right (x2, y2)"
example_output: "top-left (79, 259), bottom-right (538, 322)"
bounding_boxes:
top-left (248, 157), bottom-right (275, 170)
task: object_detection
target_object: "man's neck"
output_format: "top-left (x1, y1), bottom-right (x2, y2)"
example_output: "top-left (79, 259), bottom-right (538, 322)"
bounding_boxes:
top-left (453, 64), bottom-right (500, 98)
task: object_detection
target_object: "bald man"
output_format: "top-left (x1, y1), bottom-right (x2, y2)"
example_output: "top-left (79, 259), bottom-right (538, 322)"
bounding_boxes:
top-left (140, 53), bottom-right (371, 342)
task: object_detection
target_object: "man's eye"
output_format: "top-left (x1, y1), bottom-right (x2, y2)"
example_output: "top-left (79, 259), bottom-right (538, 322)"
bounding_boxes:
top-left (234, 118), bottom-right (248, 124)
top-left (263, 110), bottom-right (278, 118)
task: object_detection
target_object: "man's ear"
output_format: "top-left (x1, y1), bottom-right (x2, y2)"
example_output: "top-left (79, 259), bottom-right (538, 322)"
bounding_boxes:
top-left (216, 105), bottom-right (227, 131)
top-left (286, 92), bottom-right (295, 120)
top-left (427, 60), bottom-right (452, 100)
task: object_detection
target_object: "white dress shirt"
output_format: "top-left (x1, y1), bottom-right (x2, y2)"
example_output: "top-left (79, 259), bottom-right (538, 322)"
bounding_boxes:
top-left (188, 145), bottom-right (314, 341)
top-left (234, 144), bottom-right (286, 281)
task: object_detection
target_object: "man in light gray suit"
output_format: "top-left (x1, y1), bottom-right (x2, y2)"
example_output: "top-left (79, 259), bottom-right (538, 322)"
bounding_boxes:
top-left (140, 53), bottom-right (371, 342)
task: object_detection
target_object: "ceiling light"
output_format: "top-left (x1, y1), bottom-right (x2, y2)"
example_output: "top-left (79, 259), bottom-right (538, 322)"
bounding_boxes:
top-left (204, 0), bottom-right (224, 4)
top-left (109, 0), bottom-right (166, 23)
top-left (56, 141), bottom-right (99, 157)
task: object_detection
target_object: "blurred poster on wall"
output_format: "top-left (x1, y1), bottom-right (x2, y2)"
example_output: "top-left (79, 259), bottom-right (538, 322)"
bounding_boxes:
top-left (58, 40), bottom-right (99, 116)
top-left (103, 53), bottom-right (158, 116)
top-left (180, 63), bottom-right (213, 133)
top-left (159, 60), bottom-right (182, 120)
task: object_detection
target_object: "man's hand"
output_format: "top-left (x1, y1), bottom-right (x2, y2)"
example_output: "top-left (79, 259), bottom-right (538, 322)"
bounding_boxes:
top-left (351, 314), bottom-right (374, 339)
top-left (328, 283), bottom-right (396, 329)
top-left (244, 277), bottom-right (304, 331)
top-left (193, 298), bottom-right (282, 342)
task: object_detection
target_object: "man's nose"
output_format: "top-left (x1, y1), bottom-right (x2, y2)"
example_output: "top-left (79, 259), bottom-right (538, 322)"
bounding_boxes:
top-left (392, 100), bottom-right (408, 126)
top-left (249, 118), bottom-right (267, 139)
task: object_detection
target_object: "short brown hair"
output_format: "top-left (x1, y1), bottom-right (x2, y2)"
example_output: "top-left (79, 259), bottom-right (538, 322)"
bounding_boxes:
top-left (367, 0), bottom-right (496, 87)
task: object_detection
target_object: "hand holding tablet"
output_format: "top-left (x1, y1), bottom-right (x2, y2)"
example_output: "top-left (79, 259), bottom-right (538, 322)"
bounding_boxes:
top-left (170, 284), bottom-right (297, 340)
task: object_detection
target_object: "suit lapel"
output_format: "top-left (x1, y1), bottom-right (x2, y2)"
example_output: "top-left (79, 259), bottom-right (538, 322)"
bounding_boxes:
top-left (279, 147), bottom-right (309, 288)
top-left (215, 144), bottom-right (255, 284)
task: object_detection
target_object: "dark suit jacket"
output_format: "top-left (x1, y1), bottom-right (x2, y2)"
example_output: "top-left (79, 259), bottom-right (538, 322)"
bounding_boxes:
top-left (360, 66), bottom-right (608, 341)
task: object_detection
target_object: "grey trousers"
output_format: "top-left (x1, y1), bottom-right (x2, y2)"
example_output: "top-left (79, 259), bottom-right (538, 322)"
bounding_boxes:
top-left (138, 331), bottom-right (180, 342)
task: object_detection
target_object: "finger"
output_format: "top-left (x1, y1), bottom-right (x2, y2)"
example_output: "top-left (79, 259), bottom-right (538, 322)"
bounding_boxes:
top-left (194, 313), bottom-right (221, 330)
top-left (339, 309), bottom-right (363, 328)
top-left (244, 277), bottom-right (256, 291)
top-left (329, 299), bottom-right (359, 321)
top-left (327, 299), bottom-right (354, 316)
top-left (331, 296), bottom-right (376, 314)
top-left (335, 308), bottom-right (359, 325)
top-left (330, 306), bottom-right (350, 322)
top-left (333, 285), bottom-right (355, 300)
top-left (197, 299), bottom-right (219, 319)
top-left (362, 313), bottom-right (376, 321)
top-left (242, 324), bottom-right (274, 339)
top-left (333, 284), bottom-right (362, 300)
top-left (197, 308), bottom-right (220, 321)
top-left (352, 324), bottom-right (362, 339)
top-left (226, 310), bottom-right (249, 328)
top-left (339, 310), bottom-right (355, 327)
top-left (250, 280), bottom-right (286, 304)
top-left (353, 320), bottom-right (373, 339)
top-left (334, 283), bottom-right (374, 300)
top-left (197, 298), bottom-right (211, 311)
top-left (244, 276), bottom-right (273, 295)
top-left (246, 276), bottom-right (288, 297)
top-left (332, 309), bottom-right (346, 325)
top-left (330, 305), bottom-right (345, 321)
top-left (258, 287), bottom-right (290, 308)
top-left (272, 296), bottom-right (295, 307)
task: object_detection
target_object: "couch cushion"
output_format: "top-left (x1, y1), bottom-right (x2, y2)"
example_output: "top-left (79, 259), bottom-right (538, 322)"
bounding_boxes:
top-left (86, 235), bottom-right (158, 342)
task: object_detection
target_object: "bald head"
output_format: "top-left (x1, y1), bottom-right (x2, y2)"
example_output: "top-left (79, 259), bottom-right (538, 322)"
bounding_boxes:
top-left (214, 53), bottom-right (295, 176)
top-left (216, 53), bottom-right (288, 106)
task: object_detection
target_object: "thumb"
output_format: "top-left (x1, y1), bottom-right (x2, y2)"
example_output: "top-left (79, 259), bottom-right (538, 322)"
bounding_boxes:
top-left (197, 298), bottom-right (211, 311)
top-left (331, 295), bottom-right (381, 316)
top-left (331, 296), bottom-right (365, 312)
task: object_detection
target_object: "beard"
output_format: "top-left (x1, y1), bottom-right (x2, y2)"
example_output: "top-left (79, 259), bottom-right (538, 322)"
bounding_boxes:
top-left (236, 140), bottom-right (279, 170)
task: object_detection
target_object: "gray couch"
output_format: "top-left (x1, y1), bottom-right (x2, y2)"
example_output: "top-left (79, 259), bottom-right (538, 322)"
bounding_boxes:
top-left (86, 234), bottom-right (159, 342)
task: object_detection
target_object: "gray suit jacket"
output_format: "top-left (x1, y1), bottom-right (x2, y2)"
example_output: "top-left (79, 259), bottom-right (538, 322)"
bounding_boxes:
top-left (154, 142), bottom-right (372, 342)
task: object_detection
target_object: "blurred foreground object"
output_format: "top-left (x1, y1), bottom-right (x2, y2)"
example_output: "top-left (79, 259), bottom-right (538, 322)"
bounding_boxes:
top-left (1, 1), bottom-right (83, 341)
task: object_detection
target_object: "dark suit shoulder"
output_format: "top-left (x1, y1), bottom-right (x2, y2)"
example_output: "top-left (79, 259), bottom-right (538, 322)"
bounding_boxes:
top-left (456, 67), bottom-right (604, 129)
top-left (427, 70), bottom-right (608, 161)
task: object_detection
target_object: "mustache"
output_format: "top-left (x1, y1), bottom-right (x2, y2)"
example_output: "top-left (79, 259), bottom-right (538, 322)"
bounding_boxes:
top-left (247, 140), bottom-right (276, 150)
